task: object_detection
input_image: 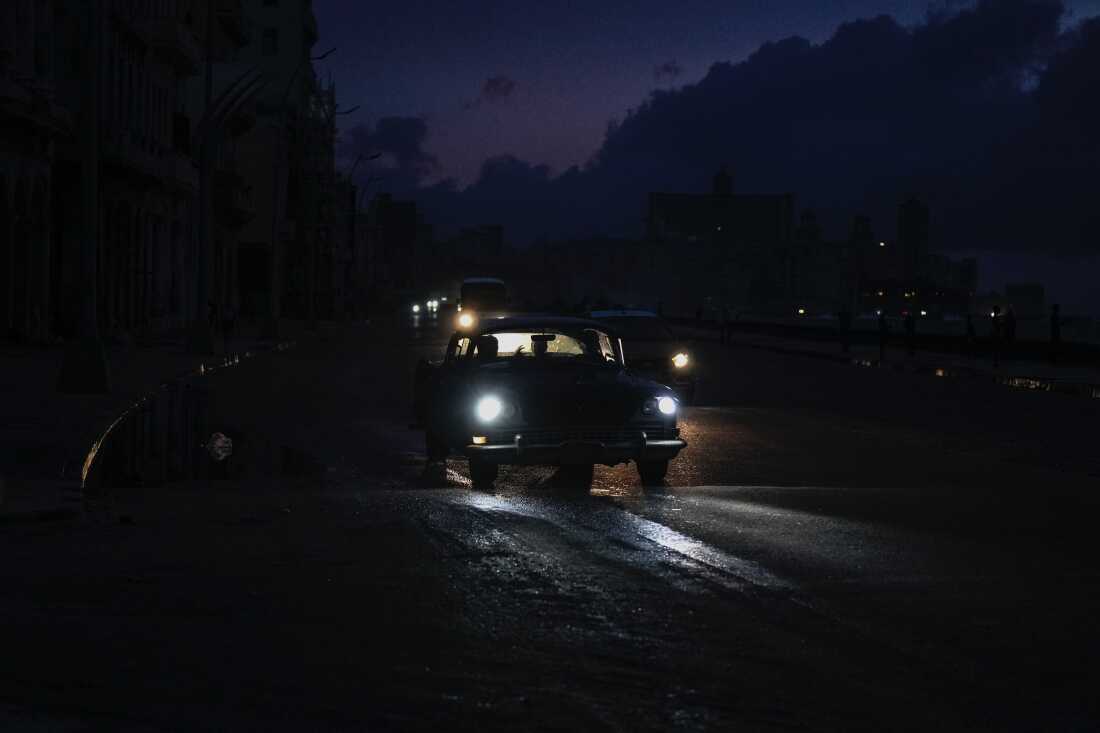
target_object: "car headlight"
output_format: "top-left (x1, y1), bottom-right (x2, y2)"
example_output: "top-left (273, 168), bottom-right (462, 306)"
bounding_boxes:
top-left (476, 396), bottom-right (503, 422)
top-left (672, 352), bottom-right (690, 369)
top-left (412, 304), bottom-right (420, 313)
top-left (657, 396), bottom-right (677, 415)
top-left (457, 313), bottom-right (476, 330)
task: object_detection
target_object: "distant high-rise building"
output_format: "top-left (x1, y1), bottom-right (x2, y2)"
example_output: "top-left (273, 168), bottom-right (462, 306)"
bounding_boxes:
top-left (646, 168), bottom-right (794, 248)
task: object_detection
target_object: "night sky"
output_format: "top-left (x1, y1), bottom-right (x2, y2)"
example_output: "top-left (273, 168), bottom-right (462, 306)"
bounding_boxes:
top-left (316, 0), bottom-right (1098, 182)
top-left (313, 0), bottom-right (1100, 311)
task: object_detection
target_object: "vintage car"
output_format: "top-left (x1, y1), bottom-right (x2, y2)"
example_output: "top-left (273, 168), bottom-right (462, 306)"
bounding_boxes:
top-left (588, 310), bottom-right (697, 404)
top-left (413, 315), bottom-right (686, 488)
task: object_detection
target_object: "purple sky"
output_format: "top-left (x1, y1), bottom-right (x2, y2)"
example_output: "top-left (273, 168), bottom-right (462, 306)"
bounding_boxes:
top-left (313, 0), bottom-right (1100, 185)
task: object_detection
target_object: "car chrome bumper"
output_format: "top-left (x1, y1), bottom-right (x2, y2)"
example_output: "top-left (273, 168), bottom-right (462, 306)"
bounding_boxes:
top-left (464, 432), bottom-right (686, 466)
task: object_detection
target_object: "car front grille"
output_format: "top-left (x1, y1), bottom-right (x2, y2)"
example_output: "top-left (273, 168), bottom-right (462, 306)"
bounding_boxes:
top-left (482, 425), bottom-right (680, 445)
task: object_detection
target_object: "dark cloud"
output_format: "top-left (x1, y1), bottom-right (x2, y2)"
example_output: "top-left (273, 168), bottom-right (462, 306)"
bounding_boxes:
top-left (338, 116), bottom-right (438, 190)
top-left (413, 0), bottom-right (1098, 258)
top-left (464, 75), bottom-right (518, 109)
top-left (482, 76), bottom-right (517, 102)
top-left (653, 60), bottom-right (684, 80)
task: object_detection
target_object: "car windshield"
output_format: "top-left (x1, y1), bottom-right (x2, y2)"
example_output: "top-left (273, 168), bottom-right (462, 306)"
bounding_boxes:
top-left (601, 317), bottom-right (674, 340)
top-left (472, 329), bottom-right (617, 364)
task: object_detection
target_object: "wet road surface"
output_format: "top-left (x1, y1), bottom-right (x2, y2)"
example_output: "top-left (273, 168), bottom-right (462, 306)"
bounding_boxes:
top-left (2, 314), bottom-right (1098, 730)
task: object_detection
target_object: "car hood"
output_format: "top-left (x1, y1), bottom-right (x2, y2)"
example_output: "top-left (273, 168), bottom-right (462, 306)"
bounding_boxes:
top-left (471, 361), bottom-right (665, 425)
top-left (621, 338), bottom-right (685, 363)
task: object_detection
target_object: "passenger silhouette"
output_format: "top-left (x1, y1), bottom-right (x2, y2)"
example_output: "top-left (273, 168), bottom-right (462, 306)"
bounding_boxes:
top-left (477, 335), bottom-right (498, 362)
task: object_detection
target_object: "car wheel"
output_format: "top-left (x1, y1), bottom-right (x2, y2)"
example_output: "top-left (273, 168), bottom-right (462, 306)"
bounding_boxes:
top-left (469, 458), bottom-right (498, 489)
top-left (556, 463), bottom-right (594, 491)
top-left (425, 430), bottom-right (448, 462)
top-left (637, 459), bottom-right (669, 486)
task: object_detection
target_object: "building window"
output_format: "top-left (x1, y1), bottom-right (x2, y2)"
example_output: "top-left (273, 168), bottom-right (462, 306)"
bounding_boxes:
top-left (262, 28), bottom-right (278, 55)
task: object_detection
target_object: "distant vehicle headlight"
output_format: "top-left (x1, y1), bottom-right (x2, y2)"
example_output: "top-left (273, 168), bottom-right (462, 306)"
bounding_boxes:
top-left (412, 304), bottom-right (420, 313)
top-left (476, 396), bottom-right (503, 422)
top-left (672, 352), bottom-right (690, 369)
top-left (457, 313), bottom-right (475, 329)
top-left (657, 396), bottom-right (677, 415)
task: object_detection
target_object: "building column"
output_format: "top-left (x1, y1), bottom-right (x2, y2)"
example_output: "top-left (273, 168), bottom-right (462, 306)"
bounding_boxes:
top-left (0, 2), bottom-right (16, 76)
top-left (36, 177), bottom-right (51, 341)
top-left (1, 178), bottom-right (12, 332)
top-left (14, 0), bottom-right (32, 77)
top-left (137, 210), bottom-right (147, 330)
top-left (115, 203), bottom-right (126, 331)
top-left (170, 217), bottom-right (181, 326)
top-left (150, 215), bottom-right (161, 324)
top-left (12, 179), bottom-right (30, 338)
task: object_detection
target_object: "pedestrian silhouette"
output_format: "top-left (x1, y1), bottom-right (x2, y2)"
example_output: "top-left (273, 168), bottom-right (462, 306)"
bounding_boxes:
top-left (838, 305), bottom-right (852, 353)
top-left (1050, 303), bottom-right (1062, 364)
top-left (877, 311), bottom-right (889, 363)
top-left (904, 311), bottom-right (916, 357)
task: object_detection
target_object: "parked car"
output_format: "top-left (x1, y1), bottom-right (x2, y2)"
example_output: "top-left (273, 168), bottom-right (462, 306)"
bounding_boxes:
top-left (588, 310), bottom-right (697, 404)
top-left (413, 315), bottom-right (686, 488)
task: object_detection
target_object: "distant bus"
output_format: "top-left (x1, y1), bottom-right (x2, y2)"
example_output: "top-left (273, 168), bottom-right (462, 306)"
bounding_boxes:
top-left (460, 277), bottom-right (507, 313)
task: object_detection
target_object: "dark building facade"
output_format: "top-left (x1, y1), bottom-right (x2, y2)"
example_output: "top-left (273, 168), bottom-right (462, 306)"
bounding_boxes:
top-left (645, 168), bottom-right (796, 313)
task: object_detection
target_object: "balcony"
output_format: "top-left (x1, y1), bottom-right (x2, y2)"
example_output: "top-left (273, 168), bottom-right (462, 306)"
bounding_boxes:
top-left (215, 169), bottom-right (256, 228)
top-left (144, 18), bottom-right (202, 75)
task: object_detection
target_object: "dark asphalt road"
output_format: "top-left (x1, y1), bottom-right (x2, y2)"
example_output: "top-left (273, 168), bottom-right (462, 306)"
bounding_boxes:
top-left (2, 313), bottom-right (1098, 730)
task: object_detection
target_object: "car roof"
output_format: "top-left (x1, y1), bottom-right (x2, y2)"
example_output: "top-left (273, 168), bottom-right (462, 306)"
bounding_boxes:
top-left (471, 315), bottom-right (616, 334)
top-left (589, 309), bottom-right (659, 319)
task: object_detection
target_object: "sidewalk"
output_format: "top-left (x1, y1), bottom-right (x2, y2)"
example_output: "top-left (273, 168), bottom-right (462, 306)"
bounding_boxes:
top-left (675, 322), bottom-right (1100, 398)
top-left (0, 319), bottom-right (313, 521)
